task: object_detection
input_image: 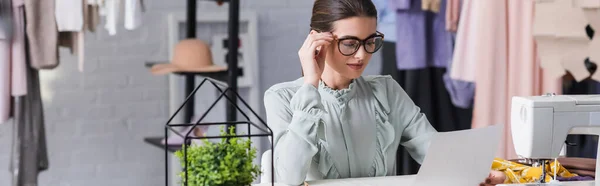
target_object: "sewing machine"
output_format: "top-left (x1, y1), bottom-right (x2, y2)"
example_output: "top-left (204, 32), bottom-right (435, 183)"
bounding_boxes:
top-left (499, 94), bottom-right (600, 185)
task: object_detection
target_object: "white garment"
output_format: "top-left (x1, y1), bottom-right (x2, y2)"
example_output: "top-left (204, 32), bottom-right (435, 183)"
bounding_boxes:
top-left (100, 0), bottom-right (143, 35)
top-left (77, 31), bottom-right (84, 72)
top-left (124, 0), bottom-right (142, 30)
top-left (102, 0), bottom-right (119, 35)
top-left (0, 31), bottom-right (9, 124)
top-left (11, 6), bottom-right (26, 96)
top-left (55, 0), bottom-right (84, 31)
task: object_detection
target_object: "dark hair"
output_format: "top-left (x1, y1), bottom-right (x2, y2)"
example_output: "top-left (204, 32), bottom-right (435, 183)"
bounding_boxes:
top-left (301, 0), bottom-right (378, 76)
top-left (310, 0), bottom-right (378, 32)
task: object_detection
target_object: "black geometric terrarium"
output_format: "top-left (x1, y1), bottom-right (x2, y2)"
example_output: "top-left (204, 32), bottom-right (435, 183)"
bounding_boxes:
top-left (162, 76), bottom-right (274, 186)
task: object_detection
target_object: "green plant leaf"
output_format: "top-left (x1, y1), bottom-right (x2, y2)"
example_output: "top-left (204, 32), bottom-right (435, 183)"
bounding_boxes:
top-left (174, 127), bottom-right (262, 186)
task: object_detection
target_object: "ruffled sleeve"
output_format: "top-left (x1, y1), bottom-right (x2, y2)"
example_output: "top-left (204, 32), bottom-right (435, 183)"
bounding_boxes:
top-left (263, 83), bottom-right (326, 185)
top-left (370, 75), bottom-right (437, 164)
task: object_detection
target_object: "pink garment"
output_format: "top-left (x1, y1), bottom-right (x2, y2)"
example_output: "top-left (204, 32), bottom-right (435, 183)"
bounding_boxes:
top-left (11, 6), bottom-right (27, 96)
top-left (445, 0), bottom-right (460, 32)
top-left (0, 1), bottom-right (28, 124)
top-left (0, 33), bottom-right (9, 124)
top-left (450, 0), bottom-right (562, 159)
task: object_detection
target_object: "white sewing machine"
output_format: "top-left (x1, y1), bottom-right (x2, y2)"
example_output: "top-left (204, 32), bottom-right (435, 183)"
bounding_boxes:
top-left (499, 94), bottom-right (600, 185)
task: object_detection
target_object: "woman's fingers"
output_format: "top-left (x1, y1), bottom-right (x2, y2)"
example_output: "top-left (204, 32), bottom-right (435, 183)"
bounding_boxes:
top-left (479, 170), bottom-right (505, 186)
top-left (308, 33), bottom-right (333, 51)
top-left (310, 40), bottom-right (332, 54)
top-left (299, 31), bottom-right (332, 60)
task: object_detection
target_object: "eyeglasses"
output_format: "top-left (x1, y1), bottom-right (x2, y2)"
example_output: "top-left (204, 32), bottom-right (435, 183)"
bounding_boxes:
top-left (336, 31), bottom-right (385, 56)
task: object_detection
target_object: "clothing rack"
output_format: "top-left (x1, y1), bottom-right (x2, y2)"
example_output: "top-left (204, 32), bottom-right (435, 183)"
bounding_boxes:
top-left (183, 0), bottom-right (239, 136)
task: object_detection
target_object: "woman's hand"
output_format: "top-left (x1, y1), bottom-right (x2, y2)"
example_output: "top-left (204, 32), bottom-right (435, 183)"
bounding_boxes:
top-left (480, 170), bottom-right (506, 186)
top-left (298, 30), bottom-right (333, 87)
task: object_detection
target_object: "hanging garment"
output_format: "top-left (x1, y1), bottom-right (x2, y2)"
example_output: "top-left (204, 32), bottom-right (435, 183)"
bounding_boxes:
top-left (445, 0), bottom-right (460, 32)
top-left (100, 0), bottom-right (144, 35)
top-left (0, 26), bottom-right (9, 124)
top-left (392, 68), bottom-right (473, 175)
top-left (55, 0), bottom-right (83, 32)
top-left (450, 0), bottom-right (563, 159)
top-left (24, 0), bottom-right (58, 69)
top-left (10, 42), bottom-right (49, 186)
top-left (84, 1), bottom-right (100, 32)
top-left (0, 0), bottom-right (28, 124)
top-left (380, 40), bottom-right (472, 176)
top-left (0, 0), bottom-right (13, 40)
top-left (124, 0), bottom-right (143, 30)
top-left (11, 3), bottom-right (27, 97)
top-left (421, 0), bottom-right (440, 13)
top-left (389, 0), bottom-right (475, 109)
top-left (389, 0), bottom-right (453, 70)
top-left (372, 0), bottom-right (397, 42)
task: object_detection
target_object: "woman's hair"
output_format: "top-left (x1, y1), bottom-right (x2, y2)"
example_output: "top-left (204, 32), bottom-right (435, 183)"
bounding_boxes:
top-left (310, 0), bottom-right (378, 32)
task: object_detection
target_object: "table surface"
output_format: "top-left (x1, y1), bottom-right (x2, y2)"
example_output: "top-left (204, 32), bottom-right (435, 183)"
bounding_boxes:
top-left (254, 176), bottom-right (597, 186)
top-left (253, 175), bottom-right (416, 186)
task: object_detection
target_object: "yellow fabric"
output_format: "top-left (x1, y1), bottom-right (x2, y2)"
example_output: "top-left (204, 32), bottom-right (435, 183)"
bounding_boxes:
top-left (491, 158), bottom-right (579, 184)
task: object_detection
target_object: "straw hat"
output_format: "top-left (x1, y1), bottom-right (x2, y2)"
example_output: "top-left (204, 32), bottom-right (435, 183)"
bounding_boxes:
top-left (150, 39), bottom-right (227, 75)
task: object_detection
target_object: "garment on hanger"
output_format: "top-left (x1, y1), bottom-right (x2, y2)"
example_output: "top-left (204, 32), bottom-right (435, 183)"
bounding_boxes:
top-left (84, 1), bottom-right (100, 32)
top-left (0, 23), bottom-right (9, 124)
top-left (389, 0), bottom-right (452, 70)
top-left (11, 1), bottom-right (27, 96)
top-left (421, 0), bottom-right (440, 13)
top-left (373, 0), bottom-right (397, 42)
top-left (0, 0), bottom-right (13, 40)
top-left (24, 0), bottom-right (58, 70)
top-left (55, 0), bottom-right (83, 32)
top-left (0, 0), bottom-right (28, 124)
top-left (389, 0), bottom-right (474, 109)
top-left (125, 0), bottom-right (143, 30)
top-left (449, 0), bottom-right (562, 160)
top-left (380, 32), bottom-right (472, 176)
top-left (100, 0), bottom-right (144, 36)
top-left (445, 0), bottom-right (460, 32)
top-left (10, 35), bottom-right (49, 186)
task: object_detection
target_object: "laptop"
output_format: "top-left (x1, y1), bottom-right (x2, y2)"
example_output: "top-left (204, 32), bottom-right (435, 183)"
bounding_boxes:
top-left (411, 125), bottom-right (503, 186)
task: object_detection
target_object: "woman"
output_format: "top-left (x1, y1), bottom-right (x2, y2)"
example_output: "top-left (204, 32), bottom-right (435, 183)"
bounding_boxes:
top-left (263, 0), bottom-right (595, 185)
top-left (263, 0), bottom-right (437, 185)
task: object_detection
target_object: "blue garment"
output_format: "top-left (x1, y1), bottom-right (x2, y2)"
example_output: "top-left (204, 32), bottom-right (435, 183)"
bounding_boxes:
top-left (372, 0), bottom-right (397, 42)
top-left (390, 0), bottom-right (453, 70)
top-left (443, 33), bottom-right (475, 109)
top-left (388, 0), bottom-right (474, 109)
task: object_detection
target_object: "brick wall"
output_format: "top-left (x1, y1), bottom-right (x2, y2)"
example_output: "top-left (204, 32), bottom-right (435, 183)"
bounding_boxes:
top-left (0, 0), bottom-right (382, 185)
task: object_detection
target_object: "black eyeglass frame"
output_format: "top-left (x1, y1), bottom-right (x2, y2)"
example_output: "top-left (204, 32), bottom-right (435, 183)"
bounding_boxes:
top-left (336, 31), bottom-right (385, 56)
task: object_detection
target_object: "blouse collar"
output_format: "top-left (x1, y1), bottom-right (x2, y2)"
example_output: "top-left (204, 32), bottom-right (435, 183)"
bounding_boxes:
top-left (318, 78), bottom-right (359, 104)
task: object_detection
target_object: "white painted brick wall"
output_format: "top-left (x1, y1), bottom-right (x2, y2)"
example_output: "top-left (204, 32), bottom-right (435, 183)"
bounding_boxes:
top-left (0, 0), bottom-right (382, 185)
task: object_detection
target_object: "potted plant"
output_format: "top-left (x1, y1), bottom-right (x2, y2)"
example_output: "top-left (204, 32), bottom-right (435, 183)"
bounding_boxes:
top-left (174, 127), bottom-right (262, 186)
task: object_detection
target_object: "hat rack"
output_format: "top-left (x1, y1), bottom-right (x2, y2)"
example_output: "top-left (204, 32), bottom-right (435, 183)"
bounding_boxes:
top-left (142, 0), bottom-right (275, 186)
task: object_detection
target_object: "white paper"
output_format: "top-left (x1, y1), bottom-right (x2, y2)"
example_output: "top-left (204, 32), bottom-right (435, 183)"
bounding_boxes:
top-left (411, 125), bottom-right (502, 186)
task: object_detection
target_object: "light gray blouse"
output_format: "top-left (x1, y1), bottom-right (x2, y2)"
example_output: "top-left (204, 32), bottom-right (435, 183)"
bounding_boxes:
top-left (263, 75), bottom-right (437, 185)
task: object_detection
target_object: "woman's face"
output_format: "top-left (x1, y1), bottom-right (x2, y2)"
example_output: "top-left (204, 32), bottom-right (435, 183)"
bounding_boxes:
top-left (325, 16), bottom-right (379, 79)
